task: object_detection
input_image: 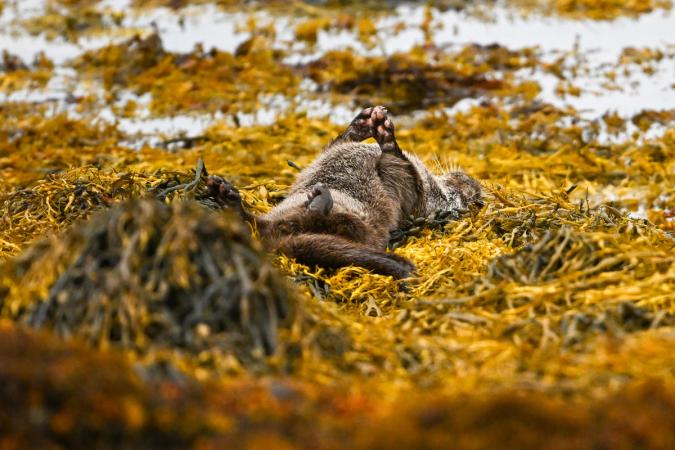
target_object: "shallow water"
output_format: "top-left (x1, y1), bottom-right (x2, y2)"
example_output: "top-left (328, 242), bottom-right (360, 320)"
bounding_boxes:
top-left (2, 0), bottom-right (673, 138)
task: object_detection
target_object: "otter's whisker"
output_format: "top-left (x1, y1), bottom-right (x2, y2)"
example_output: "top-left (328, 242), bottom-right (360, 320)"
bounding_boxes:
top-left (432, 153), bottom-right (444, 174)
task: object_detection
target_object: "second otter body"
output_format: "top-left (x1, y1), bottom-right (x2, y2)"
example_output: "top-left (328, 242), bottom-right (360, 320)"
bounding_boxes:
top-left (208, 106), bottom-right (482, 279)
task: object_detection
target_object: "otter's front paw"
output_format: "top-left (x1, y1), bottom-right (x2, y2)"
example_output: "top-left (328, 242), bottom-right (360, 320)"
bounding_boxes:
top-left (344, 106), bottom-right (377, 142)
top-left (206, 175), bottom-right (242, 209)
top-left (304, 183), bottom-right (333, 215)
top-left (370, 106), bottom-right (401, 155)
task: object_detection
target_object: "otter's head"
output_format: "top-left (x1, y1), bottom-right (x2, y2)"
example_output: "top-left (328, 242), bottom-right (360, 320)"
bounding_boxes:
top-left (426, 171), bottom-right (484, 217)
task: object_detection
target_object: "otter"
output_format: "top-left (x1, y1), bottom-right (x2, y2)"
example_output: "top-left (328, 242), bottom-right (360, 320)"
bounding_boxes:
top-left (206, 106), bottom-right (483, 279)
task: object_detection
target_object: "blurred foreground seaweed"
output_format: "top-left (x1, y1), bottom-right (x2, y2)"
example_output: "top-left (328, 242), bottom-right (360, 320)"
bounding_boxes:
top-left (0, 199), bottom-right (294, 368)
top-left (1, 321), bottom-right (675, 449)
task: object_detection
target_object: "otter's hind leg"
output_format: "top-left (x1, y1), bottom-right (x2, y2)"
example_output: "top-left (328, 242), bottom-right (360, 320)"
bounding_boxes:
top-left (279, 233), bottom-right (415, 279)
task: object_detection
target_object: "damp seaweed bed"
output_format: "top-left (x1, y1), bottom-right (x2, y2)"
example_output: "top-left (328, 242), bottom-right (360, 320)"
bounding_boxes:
top-left (1, 0), bottom-right (675, 448)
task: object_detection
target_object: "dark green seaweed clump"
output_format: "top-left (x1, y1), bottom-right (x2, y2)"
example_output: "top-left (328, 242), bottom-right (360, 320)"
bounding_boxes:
top-left (0, 199), bottom-right (294, 364)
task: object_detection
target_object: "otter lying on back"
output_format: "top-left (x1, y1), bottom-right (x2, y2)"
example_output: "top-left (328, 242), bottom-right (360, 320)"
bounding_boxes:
top-left (207, 106), bottom-right (483, 279)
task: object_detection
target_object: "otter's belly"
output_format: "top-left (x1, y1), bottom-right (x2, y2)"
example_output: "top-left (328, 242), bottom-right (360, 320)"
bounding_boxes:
top-left (290, 143), bottom-right (384, 206)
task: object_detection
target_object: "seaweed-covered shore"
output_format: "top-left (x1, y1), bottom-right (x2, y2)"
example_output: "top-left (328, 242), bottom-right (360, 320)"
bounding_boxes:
top-left (1, 0), bottom-right (674, 448)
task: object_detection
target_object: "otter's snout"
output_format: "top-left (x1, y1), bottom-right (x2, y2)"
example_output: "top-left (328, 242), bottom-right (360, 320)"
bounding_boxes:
top-left (441, 171), bottom-right (483, 210)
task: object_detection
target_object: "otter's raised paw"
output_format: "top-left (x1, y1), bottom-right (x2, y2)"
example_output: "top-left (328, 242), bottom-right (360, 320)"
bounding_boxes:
top-left (342, 106), bottom-right (376, 142)
top-left (371, 108), bottom-right (403, 156)
top-left (206, 175), bottom-right (242, 209)
top-left (304, 183), bottom-right (333, 215)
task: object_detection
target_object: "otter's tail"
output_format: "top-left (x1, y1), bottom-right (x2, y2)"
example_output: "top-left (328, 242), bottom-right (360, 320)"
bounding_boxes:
top-left (278, 233), bottom-right (414, 279)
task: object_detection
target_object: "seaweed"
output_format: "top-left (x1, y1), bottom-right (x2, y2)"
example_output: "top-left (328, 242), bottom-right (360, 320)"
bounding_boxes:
top-left (0, 167), bottom-right (206, 258)
top-left (122, 0), bottom-right (674, 19)
top-left (19, 7), bottom-right (117, 42)
top-left (73, 32), bottom-right (298, 115)
top-left (301, 45), bottom-right (539, 112)
top-left (401, 189), bottom-right (674, 349)
top-left (0, 51), bottom-right (53, 91)
top-left (0, 199), bottom-right (294, 366)
top-left (2, 321), bottom-right (675, 449)
top-left (509, 0), bottom-right (673, 19)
